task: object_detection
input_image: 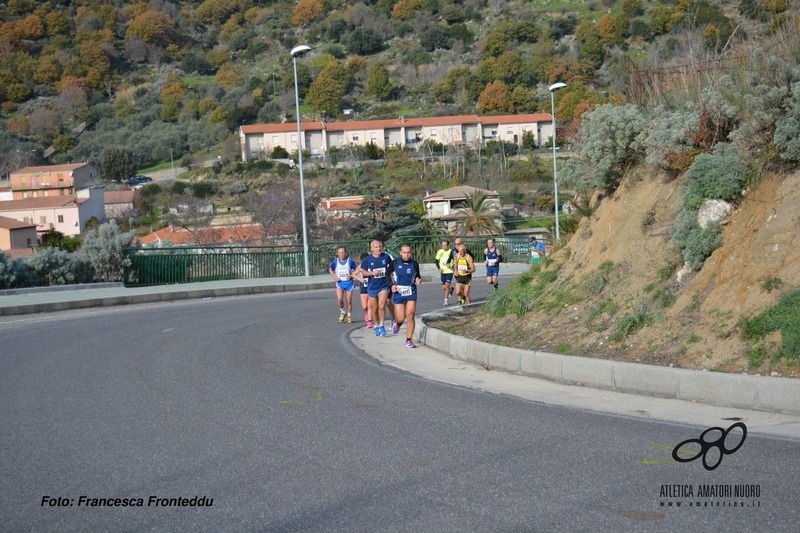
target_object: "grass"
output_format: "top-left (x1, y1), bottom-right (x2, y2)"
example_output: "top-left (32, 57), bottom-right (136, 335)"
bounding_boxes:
top-left (760, 276), bottom-right (785, 294)
top-left (611, 301), bottom-right (663, 341)
top-left (482, 264), bottom-right (561, 319)
top-left (740, 290), bottom-right (800, 360)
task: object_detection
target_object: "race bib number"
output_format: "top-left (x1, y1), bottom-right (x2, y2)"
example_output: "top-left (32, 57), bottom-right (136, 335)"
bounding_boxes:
top-left (487, 259), bottom-right (497, 266)
top-left (458, 264), bottom-right (468, 273)
top-left (373, 267), bottom-right (385, 278)
top-left (531, 251), bottom-right (540, 258)
top-left (397, 285), bottom-right (412, 296)
top-left (336, 268), bottom-right (350, 280)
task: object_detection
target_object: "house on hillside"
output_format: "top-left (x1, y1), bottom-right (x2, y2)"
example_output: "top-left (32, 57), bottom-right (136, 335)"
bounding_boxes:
top-left (138, 223), bottom-right (296, 247)
top-left (424, 186), bottom-right (501, 233)
top-left (104, 190), bottom-right (135, 219)
top-left (0, 215), bottom-right (37, 252)
top-left (316, 196), bottom-right (364, 228)
top-left (0, 187), bottom-right (105, 239)
top-left (9, 162), bottom-right (101, 200)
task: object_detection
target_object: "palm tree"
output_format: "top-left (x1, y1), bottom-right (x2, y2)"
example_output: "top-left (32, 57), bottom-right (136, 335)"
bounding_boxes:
top-left (455, 190), bottom-right (503, 236)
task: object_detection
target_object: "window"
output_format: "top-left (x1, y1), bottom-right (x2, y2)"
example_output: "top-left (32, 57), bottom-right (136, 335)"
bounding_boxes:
top-left (370, 133), bottom-right (377, 140)
top-left (291, 134), bottom-right (297, 142)
top-left (23, 217), bottom-right (30, 224)
top-left (22, 192), bottom-right (28, 198)
top-left (272, 136), bottom-right (279, 144)
top-left (352, 134), bottom-right (359, 141)
top-left (507, 127), bottom-right (513, 134)
top-left (448, 128), bottom-right (454, 136)
top-left (40, 216), bottom-right (47, 224)
top-left (430, 129), bottom-right (437, 136)
top-left (524, 126), bottom-right (531, 132)
top-left (58, 215), bottom-right (64, 223)
top-left (60, 189), bottom-right (65, 195)
top-left (26, 238), bottom-right (32, 247)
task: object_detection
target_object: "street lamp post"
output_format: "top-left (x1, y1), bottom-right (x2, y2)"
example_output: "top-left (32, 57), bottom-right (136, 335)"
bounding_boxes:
top-left (549, 82), bottom-right (566, 242)
top-left (291, 44), bottom-right (312, 277)
top-left (16, 149), bottom-right (35, 168)
top-left (170, 148), bottom-right (175, 179)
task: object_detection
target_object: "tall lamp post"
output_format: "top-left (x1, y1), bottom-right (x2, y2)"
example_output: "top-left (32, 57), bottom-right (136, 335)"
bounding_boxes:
top-left (291, 44), bottom-right (312, 277)
top-left (549, 82), bottom-right (566, 242)
top-left (170, 148), bottom-right (175, 179)
top-left (16, 149), bottom-right (35, 168)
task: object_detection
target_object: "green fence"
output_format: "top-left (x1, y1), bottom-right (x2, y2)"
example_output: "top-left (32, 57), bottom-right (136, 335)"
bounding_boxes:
top-left (123, 236), bottom-right (532, 287)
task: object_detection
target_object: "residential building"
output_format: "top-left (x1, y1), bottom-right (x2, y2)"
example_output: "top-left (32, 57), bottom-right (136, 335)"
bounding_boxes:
top-left (104, 190), bottom-right (135, 219)
top-left (0, 215), bottom-right (37, 251)
top-left (316, 196), bottom-right (365, 227)
top-left (240, 113), bottom-right (553, 161)
top-left (423, 186), bottom-right (501, 233)
top-left (8, 162), bottom-right (101, 200)
top-left (0, 187), bottom-right (105, 238)
top-left (139, 223), bottom-right (295, 247)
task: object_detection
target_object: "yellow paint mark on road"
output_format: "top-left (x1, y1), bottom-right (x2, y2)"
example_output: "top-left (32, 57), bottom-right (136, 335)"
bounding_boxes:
top-left (640, 441), bottom-right (695, 465)
top-left (279, 391), bottom-right (324, 404)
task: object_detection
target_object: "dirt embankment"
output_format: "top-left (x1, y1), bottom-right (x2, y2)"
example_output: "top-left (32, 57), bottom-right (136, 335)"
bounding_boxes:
top-left (441, 170), bottom-right (800, 377)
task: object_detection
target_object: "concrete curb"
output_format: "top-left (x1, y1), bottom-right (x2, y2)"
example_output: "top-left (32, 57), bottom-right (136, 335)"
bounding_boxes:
top-left (0, 282), bottom-right (124, 296)
top-left (416, 308), bottom-right (800, 415)
top-left (0, 281), bottom-right (333, 316)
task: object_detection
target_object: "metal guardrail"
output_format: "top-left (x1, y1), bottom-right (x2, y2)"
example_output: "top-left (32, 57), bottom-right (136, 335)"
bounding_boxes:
top-left (122, 236), bottom-right (534, 287)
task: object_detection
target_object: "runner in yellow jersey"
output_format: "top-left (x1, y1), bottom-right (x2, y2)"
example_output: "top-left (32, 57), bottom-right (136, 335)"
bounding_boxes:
top-left (434, 239), bottom-right (455, 306)
top-left (454, 243), bottom-right (475, 305)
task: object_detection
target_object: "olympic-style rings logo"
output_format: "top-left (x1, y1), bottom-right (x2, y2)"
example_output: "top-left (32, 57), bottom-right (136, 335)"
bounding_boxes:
top-left (671, 422), bottom-right (747, 471)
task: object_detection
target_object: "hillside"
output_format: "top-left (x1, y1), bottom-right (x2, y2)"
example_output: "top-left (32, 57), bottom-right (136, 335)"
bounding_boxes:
top-left (435, 168), bottom-right (800, 377)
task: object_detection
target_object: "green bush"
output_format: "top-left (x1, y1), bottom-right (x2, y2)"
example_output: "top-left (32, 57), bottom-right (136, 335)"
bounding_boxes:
top-left (190, 181), bottom-right (217, 199)
top-left (270, 146), bottom-right (289, 159)
top-left (740, 290), bottom-right (800, 359)
top-left (681, 143), bottom-right (747, 210)
top-left (79, 221), bottom-right (135, 282)
top-left (671, 212), bottom-right (724, 270)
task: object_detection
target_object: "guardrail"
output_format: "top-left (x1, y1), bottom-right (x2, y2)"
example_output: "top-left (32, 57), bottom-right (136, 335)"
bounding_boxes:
top-left (123, 235), bottom-right (534, 287)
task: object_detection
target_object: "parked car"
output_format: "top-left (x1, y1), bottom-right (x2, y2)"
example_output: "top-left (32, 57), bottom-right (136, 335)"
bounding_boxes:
top-left (125, 176), bottom-right (153, 187)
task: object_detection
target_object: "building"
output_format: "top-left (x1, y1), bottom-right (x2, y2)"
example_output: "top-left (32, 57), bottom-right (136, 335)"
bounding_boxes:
top-left (0, 187), bottom-right (105, 239)
top-left (8, 162), bottom-right (101, 200)
top-left (104, 190), bottom-right (135, 220)
top-left (240, 113), bottom-right (553, 161)
top-left (316, 196), bottom-right (365, 227)
top-left (0, 215), bottom-right (37, 251)
top-left (138, 222), bottom-right (296, 247)
top-left (424, 186), bottom-right (501, 233)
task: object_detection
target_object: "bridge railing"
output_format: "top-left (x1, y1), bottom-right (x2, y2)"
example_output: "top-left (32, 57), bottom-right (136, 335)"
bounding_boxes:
top-left (122, 236), bottom-right (532, 287)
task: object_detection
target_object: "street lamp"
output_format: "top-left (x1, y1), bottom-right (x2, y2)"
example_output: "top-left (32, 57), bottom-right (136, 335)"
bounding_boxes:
top-left (16, 149), bottom-right (35, 168)
top-left (170, 148), bottom-right (175, 179)
top-left (291, 44), bottom-right (312, 277)
top-left (549, 82), bottom-right (566, 242)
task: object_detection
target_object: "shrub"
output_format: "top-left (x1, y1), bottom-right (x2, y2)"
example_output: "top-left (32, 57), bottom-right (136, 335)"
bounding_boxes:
top-left (740, 290), bottom-right (800, 360)
top-left (572, 104), bottom-right (647, 191)
top-left (191, 181), bottom-right (217, 199)
top-left (670, 213), bottom-right (724, 270)
top-left (344, 27), bottom-right (383, 55)
top-left (681, 143), bottom-right (748, 210)
top-left (271, 146), bottom-right (290, 159)
top-left (0, 252), bottom-right (18, 289)
top-left (79, 221), bottom-right (135, 282)
top-left (24, 247), bottom-right (75, 286)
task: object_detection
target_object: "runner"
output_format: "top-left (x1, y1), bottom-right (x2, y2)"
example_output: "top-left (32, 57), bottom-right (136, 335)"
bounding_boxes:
top-left (329, 246), bottom-right (358, 323)
top-left (357, 252), bottom-right (372, 328)
top-left (484, 238), bottom-right (503, 290)
top-left (387, 244), bottom-right (422, 348)
top-left (360, 240), bottom-right (393, 336)
top-left (454, 243), bottom-right (476, 305)
top-left (434, 239), bottom-right (454, 306)
top-left (529, 235), bottom-right (546, 265)
top-left (381, 242), bottom-right (398, 332)
top-left (451, 237), bottom-right (472, 300)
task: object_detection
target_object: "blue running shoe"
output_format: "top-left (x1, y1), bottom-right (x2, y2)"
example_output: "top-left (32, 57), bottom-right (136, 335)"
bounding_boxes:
top-left (378, 325), bottom-right (387, 337)
top-left (374, 325), bottom-right (381, 336)
top-left (391, 322), bottom-right (399, 335)
top-left (404, 340), bottom-right (416, 349)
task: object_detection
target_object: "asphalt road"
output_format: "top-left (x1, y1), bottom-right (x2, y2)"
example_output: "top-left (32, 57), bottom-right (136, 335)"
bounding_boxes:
top-left (1, 275), bottom-right (798, 532)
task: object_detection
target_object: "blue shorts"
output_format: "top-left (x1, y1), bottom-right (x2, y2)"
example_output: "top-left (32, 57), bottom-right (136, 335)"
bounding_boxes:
top-left (392, 292), bottom-right (417, 305)
top-left (359, 283), bottom-right (369, 294)
top-left (336, 279), bottom-right (355, 292)
top-left (440, 272), bottom-right (453, 285)
top-left (367, 283), bottom-right (390, 298)
top-left (486, 266), bottom-right (499, 277)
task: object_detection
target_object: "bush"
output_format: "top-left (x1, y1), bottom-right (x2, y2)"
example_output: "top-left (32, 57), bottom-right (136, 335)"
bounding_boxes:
top-left (24, 248), bottom-right (76, 286)
top-left (79, 221), bottom-right (135, 282)
top-left (191, 181), bottom-right (217, 199)
top-left (0, 251), bottom-right (18, 289)
top-left (681, 143), bottom-right (747, 210)
top-left (271, 146), bottom-right (290, 159)
top-left (670, 211), bottom-right (724, 270)
top-left (344, 27), bottom-right (383, 55)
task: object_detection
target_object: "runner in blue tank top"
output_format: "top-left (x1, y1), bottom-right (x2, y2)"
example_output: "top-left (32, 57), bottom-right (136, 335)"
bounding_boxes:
top-left (483, 238), bottom-right (503, 291)
top-left (329, 246), bottom-right (358, 323)
top-left (386, 244), bottom-right (422, 348)
top-left (360, 240), bottom-right (393, 337)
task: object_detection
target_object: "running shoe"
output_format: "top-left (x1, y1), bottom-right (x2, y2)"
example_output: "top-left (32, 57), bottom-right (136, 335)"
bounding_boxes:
top-left (367, 319), bottom-right (373, 328)
top-left (374, 325), bottom-right (381, 336)
top-left (338, 312), bottom-right (345, 322)
top-left (444, 298), bottom-right (449, 306)
top-left (377, 325), bottom-right (387, 337)
top-left (404, 340), bottom-right (416, 349)
top-left (347, 316), bottom-right (353, 324)
top-left (458, 298), bottom-right (466, 305)
top-left (364, 312), bottom-right (369, 322)
top-left (391, 322), bottom-right (400, 335)
top-left (450, 286), bottom-right (454, 296)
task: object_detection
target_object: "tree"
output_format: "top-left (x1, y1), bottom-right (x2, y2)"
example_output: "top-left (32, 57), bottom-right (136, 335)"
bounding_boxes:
top-left (345, 184), bottom-right (424, 242)
top-left (126, 10), bottom-right (172, 45)
top-left (306, 63), bottom-right (346, 116)
top-left (15, 15), bottom-right (44, 39)
top-left (478, 81), bottom-right (514, 114)
top-left (344, 27), bottom-right (383, 55)
top-left (53, 134), bottom-right (75, 153)
top-left (367, 62), bottom-right (392, 100)
top-left (243, 182), bottom-right (303, 244)
top-left (101, 146), bottom-right (137, 182)
top-left (292, 0), bottom-right (325, 26)
top-left (420, 26), bottom-right (452, 52)
top-left (455, 191), bottom-right (503, 236)
top-left (215, 62), bottom-right (245, 90)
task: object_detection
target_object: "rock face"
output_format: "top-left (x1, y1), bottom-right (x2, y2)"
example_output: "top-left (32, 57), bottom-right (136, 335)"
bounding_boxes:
top-left (697, 199), bottom-right (732, 229)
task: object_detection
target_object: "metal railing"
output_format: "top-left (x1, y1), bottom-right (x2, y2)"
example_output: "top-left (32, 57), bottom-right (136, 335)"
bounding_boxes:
top-left (122, 236), bottom-right (533, 287)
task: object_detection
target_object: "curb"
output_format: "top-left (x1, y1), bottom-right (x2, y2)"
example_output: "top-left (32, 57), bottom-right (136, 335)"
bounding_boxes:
top-left (416, 307), bottom-right (800, 415)
top-left (0, 281), bottom-right (332, 316)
